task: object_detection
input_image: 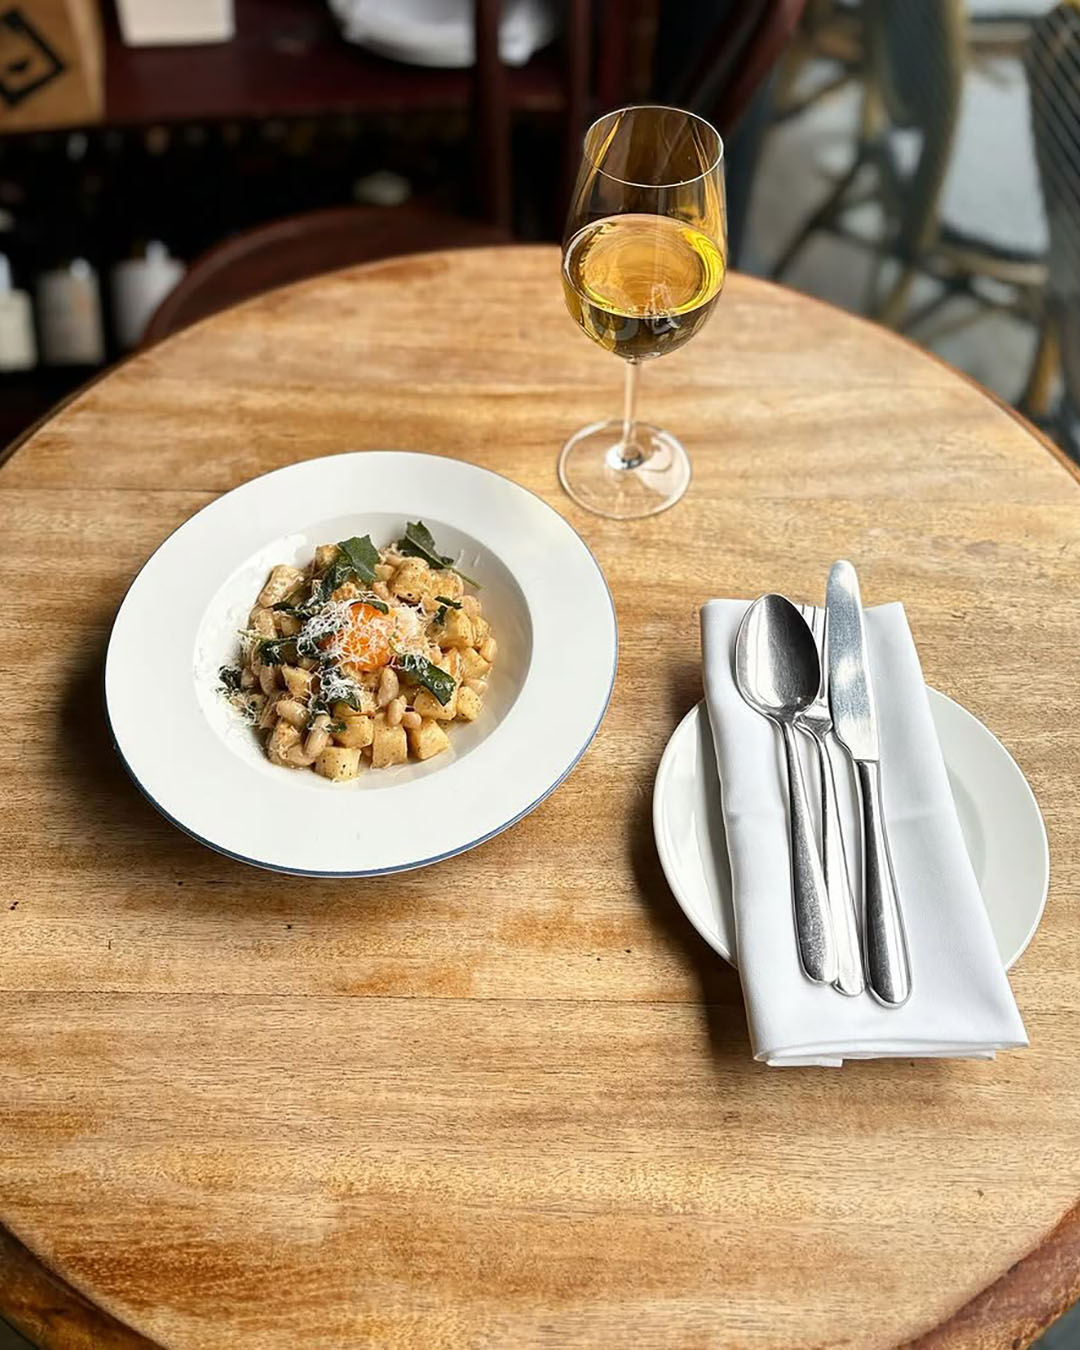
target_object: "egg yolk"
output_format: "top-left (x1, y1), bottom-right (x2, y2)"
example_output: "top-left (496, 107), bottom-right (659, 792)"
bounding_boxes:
top-left (330, 602), bottom-right (395, 673)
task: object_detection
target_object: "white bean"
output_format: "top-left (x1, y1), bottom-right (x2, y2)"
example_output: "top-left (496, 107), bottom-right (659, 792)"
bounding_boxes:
top-left (372, 580), bottom-right (391, 602)
top-left (386, 695), bottom-right (406, 727)
top-left (465, 678), bottom-right (488, 695)
top-left (480, 636), bottom-right (497, 664)
top-left (377, 667), bottom-right (399, 708)
top-left (303, 712), bottom-right (332, 760)
top-left (258, 664), bottom-right (279, 696)
top-left (401, 710), bottom-right (421, 731)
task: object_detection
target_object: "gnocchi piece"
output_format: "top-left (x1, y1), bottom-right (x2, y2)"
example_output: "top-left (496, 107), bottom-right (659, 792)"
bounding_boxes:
top-left (433, 649), bottom-right (463, 681)
top-left (436, 607), bottom-right (474, 651)
top-left (258, 564), bottom-right (305, 608)
top-left (407, 717), bottom-right (451, 761)
top-left (391, 558), bottom-right (429, 602)
top-left (275, 612), bottom-right (302, 637)
top-left (333, 714), bottom-right (374, 749)
top-left (460, 648), bottom-right (491, 682)
top-left (455, 686), bottom-right (483, 722)
top-left (249, 606), bottom-right (276, 637)
top-left (282, 666), bottom-right (314, 699)
top-left (267, 718), bottom-right (302, 765)
top-left (413, 686), bottom-right (458, 721)
top-left (314, 543), bottom-right (339, 571)
top-left (315, 745), bottom-right (361, 781)
top-left (430, 569), bottom-right (464, 601)
top-left (471, 614), bottom-right (490, 645)
top-left (371, 719), bottom-right (408, 769)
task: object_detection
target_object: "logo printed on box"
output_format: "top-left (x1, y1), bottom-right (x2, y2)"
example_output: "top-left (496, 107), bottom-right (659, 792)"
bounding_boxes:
top-left (0, 9), bottom-right (66, 108)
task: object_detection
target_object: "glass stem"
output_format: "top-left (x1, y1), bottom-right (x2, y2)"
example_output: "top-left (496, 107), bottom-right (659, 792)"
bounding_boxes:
top-left (617, 359), bottom-right (644, 470)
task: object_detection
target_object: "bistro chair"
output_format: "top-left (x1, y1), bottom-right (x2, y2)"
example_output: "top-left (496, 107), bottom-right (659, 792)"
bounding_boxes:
top-left (1025, 2), bottom-right (1080, 441)
top-left (771, 0), bottom-right (1048, 351)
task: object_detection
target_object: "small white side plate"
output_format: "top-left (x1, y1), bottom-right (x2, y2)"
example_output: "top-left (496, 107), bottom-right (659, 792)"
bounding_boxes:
top-left (653, 692), bottom-right (1048, 970)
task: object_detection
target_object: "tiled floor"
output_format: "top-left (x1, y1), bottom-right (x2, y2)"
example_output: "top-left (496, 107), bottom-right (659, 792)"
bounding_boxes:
top-left (740, 74), bottom-right (1047, 410)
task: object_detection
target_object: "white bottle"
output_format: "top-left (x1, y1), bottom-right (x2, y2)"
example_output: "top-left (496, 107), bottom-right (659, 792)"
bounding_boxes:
top-left (110, 241), bottom-right (186, 349)
top-left (37, 258), bottom-right (105, 366)
top-left (0, 254), bottom-right (37, 372)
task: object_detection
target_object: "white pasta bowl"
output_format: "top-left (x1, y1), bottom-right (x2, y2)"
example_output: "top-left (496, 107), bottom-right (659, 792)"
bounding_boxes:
top-left (105, 451), bottom-right (617, 875)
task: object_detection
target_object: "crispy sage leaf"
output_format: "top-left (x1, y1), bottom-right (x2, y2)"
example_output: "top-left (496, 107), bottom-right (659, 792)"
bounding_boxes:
top-left (395, 651), bottom-right (456, 706)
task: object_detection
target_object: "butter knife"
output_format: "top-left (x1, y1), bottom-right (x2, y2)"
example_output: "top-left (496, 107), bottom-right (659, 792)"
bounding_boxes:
top-left (826, 560), bottom-right (912, 1007)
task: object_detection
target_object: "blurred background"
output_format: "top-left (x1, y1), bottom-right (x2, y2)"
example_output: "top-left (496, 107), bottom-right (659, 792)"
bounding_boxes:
top-left (0, 0), bottom-right (1078, 461)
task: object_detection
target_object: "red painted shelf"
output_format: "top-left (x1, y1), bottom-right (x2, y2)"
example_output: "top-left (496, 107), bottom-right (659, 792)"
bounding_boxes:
top-left (103, 0), bottom-right (565, 125)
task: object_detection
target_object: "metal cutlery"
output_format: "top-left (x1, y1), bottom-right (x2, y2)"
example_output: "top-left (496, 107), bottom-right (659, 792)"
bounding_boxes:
top-left (734, 594), bottom-right (838, 986)
top-left (797, 604), bottom-right (865, 998)
top-left (826, 560), bottom-right (912, 1007)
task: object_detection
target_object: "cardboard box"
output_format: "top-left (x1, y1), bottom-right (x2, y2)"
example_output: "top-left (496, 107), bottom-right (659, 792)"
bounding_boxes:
top-left (0, 0), bottom-right (104, 132)
top-left (116, 0), bottom-right (234, 46)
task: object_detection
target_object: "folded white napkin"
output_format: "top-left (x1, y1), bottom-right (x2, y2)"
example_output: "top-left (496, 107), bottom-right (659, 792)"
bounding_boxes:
top-left (701, 599), bottom-right (1028, 1067)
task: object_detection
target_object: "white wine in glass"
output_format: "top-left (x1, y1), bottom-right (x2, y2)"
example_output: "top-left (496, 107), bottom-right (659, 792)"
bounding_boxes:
top-left (560, 106), bottom-right (727, 518)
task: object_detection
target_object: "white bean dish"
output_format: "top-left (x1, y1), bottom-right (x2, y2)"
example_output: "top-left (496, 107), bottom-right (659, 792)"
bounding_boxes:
top-left (106, 451), bottom-right (617, 876)
top-left (223, 524), bottom-right (497, 780)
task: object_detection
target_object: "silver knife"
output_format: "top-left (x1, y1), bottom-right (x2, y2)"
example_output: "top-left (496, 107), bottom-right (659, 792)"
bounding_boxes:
top-left (826, 560), bottom-right (912, 1007)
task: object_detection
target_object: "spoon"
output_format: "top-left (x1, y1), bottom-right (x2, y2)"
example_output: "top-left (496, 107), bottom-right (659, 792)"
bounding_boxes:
top-left (735, 594), bottom-right (838, 986)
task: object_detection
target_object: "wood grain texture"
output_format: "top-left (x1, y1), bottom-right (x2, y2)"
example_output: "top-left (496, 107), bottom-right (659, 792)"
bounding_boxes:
top-left (1, 248), bottom-right (1079, 1350)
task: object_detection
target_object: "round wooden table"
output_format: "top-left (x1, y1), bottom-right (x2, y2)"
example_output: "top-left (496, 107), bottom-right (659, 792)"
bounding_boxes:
top-left (2, 247), bottom-right (1079, 1350)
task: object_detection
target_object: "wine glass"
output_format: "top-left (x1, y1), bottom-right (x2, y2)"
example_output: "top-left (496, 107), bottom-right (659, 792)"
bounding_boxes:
top-left (560, 105), bottom-right (727, 518)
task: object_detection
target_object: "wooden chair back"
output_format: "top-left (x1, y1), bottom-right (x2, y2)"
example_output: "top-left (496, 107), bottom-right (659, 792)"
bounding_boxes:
top-left (143, 205), bottom-right (506, 344)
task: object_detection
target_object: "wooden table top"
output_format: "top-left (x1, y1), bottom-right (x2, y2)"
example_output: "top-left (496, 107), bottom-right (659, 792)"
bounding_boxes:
top-left (2, 246), bottom-right (1079, 1350)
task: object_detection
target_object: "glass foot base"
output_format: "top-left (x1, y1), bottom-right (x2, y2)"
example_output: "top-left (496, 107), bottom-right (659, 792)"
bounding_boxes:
top-left (558, 419), bottom-right (691, 519)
